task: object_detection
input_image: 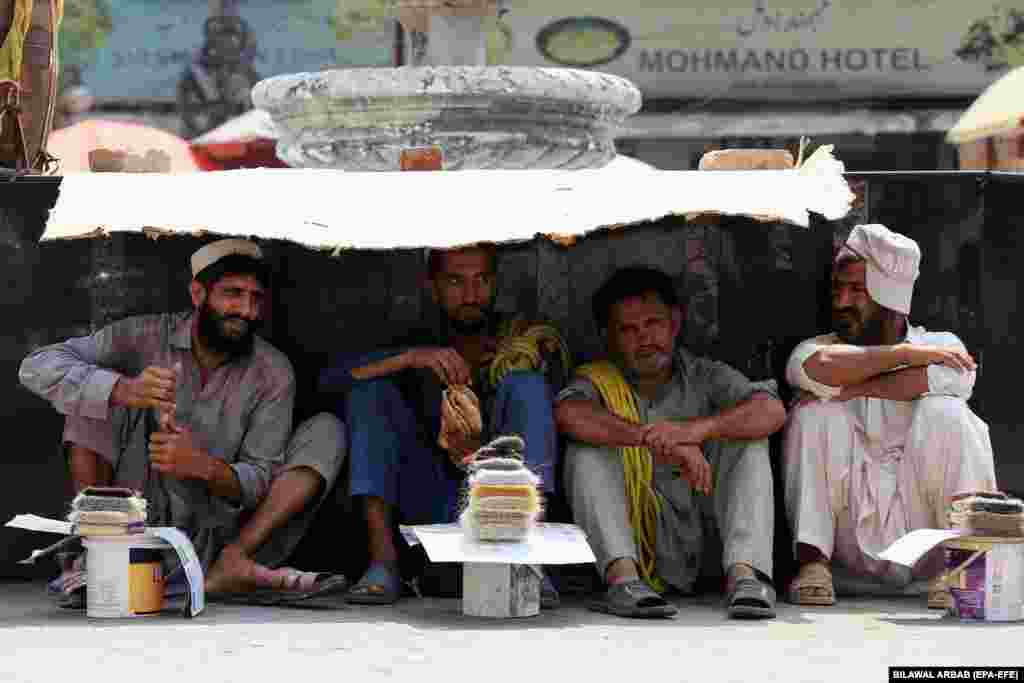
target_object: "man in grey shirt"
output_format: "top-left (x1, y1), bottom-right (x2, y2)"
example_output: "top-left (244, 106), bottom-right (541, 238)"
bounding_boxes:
top-left (19, 239), bottom-right (347, 602)
top-left (556, 266), bottom-right (786, 619)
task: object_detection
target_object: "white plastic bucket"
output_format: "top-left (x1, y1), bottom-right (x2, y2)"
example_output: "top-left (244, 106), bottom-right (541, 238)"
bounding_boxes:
top-left (83, 535), bottom-right (170, 618)
top-left (943, 537), bottom-right (1024, 622)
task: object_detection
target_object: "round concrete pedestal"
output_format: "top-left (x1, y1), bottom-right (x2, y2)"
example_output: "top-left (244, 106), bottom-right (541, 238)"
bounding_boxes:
top-left (251, 66), bottom-right (641, 171)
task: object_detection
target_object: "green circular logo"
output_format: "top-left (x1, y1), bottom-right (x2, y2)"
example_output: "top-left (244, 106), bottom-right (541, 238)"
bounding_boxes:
top-left (536, 17), bottom-right (631, 68)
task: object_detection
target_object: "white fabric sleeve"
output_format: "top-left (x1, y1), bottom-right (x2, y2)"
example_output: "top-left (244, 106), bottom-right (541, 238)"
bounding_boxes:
top-left (785, 336), bottom-right (843, 400)
top-left (923, 332), bottom-right (975, 399)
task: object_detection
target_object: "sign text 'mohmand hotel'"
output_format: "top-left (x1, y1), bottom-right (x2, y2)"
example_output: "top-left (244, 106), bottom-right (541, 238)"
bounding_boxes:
top-left (509, 0), bottom-right (1024, 100)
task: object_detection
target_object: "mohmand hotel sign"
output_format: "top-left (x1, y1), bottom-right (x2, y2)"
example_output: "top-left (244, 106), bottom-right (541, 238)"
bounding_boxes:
top-left (501, 0), bottom-right (1024, 99)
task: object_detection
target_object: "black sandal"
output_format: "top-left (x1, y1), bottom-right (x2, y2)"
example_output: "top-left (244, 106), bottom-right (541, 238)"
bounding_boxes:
top-left (726, 577), bottom-right (776, 619)
top-left (587, 579), bottom-right (678, 619)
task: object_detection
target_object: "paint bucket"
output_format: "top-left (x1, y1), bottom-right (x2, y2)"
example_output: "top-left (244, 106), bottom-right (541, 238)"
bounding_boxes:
top-left (942, 536), bottom-right (1024, 622)
top-left (83, 535), bottom-right (169, 618)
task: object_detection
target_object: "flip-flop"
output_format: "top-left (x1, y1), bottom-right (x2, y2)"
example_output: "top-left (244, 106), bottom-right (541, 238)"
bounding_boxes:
top-left (586, 579), bottom-right (678, 619)
top-left (787, 561), bottom-right (836, 606)
top-left (346, 563), bottom-right (404, 605)
top-left (209, 569), bottom-right (349, 607)
top-left (726, 576), bottom-right (777, 619)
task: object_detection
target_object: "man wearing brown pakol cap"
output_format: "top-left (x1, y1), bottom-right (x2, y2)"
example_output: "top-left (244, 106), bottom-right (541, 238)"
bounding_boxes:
top-left (783, 224), bottom-right (996, 608)
top-left (19, 239), bottom-right (349, 603)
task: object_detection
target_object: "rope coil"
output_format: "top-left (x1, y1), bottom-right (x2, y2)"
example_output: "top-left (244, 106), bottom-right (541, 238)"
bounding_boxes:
top-left (576, 360), bottom-right (665, 592)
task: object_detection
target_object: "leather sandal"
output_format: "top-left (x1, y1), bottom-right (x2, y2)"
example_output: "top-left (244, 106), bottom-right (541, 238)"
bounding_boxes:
top-left (787, 561), bottom-right (836, 606)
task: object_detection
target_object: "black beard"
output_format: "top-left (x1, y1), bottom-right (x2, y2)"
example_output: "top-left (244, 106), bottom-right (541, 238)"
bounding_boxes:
top-left (197, 302), bottom-right (256, 356)
top-left (833, 308), bottom-right (886, 346)
top-left (444, 305), bottom-right (494, 336)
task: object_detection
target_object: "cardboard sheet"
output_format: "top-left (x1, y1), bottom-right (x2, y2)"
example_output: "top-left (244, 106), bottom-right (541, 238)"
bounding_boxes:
top-left (43, 158), bottom-right (853, 249)
top-left (403, 522), bottom-right (596, 565)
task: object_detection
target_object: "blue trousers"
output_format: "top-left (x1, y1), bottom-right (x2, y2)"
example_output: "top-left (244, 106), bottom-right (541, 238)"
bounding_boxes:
top-left (346, 371), bottom-right (557, 524)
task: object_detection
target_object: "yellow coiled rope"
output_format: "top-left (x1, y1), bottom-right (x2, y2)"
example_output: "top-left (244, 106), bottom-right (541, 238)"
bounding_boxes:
top-left (0, 0), bottom-right (32, 83)
top-left (576, 360), bottom-right (665, 592)
top-left (0, 0), bottom-right (65, 83)
top-left (487, 318), bottom-right (571, 390)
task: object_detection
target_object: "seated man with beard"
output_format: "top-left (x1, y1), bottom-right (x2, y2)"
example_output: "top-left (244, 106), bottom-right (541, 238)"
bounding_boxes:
top-left (784, 223), bottom-right (996, 608)
top-left (19, 239), bottom-right (348, 603)
top-left (319, 244), bottom-right (564, 605)
top-left (556, 266), bottom-right (786, 619)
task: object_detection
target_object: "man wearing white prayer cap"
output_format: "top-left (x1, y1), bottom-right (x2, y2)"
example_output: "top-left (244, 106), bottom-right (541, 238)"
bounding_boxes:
top-left (20, 238), bottom-right (350, 604)
top-left (782, 223), bottom-right (996, 609)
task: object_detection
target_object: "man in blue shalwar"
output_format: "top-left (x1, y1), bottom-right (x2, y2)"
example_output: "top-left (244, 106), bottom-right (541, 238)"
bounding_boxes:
top-left (319, 244), bottom-right (566, 606)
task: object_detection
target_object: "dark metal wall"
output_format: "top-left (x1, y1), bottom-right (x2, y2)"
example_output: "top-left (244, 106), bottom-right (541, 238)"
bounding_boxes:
top-left (846, 172), bottom-right (1024, 494)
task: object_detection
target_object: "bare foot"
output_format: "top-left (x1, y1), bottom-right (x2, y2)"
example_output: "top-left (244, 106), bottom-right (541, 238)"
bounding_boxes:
top-left (205, 545), bottom-right (288, 595)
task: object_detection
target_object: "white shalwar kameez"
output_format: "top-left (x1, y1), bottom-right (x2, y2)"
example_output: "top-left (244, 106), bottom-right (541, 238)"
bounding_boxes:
top-left (783, 325), bottom-right (996, 586)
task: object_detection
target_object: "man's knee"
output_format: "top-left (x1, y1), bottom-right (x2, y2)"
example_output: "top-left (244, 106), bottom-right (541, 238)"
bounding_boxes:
top-left (563, 441), bottom-right (619, 483)
top-left (345, 376), bottom-right (406, 417)
top-left (496, 370), bottom-right (551, 399)
top-left (709, 437), bottom-right (771, 473)
top-left (912, 395), bottom-right (972, 428)
top-left (297, 412), bottom-right (347, 455)
top-left (785, 399), bottom-right (853, 444)
top-left (783, 400), bottom-right (855, 477)
top-left (284, 413), bottom-right (347, 488)
top-left (63, 413), bottom-right (119, 466)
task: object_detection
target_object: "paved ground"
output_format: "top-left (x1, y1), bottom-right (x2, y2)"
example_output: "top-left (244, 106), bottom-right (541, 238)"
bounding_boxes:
top-left (1, 582), bottom-right (1021, 683)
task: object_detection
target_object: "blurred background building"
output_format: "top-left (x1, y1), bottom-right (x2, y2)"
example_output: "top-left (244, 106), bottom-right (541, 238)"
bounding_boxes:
top-left (56, 0), bottom-right (1024, 170)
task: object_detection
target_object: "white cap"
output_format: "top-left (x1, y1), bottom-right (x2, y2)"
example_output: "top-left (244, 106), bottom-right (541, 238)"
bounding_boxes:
top-left (191, 239), bottom-right (263, 278)
top-left (838, 223), bottom-right (920, 315)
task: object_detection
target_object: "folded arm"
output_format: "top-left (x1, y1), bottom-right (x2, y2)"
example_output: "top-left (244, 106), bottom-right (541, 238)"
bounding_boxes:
top-left (788, 334), bottom-right (977, 401)
top-left (836, 367), bottom-right (928, 402)
top-left (555, 398), bottom-right (646, 450)
top-left (802, 343), bottom-right (909, 388)
top-left (690, 392), bottom-right (786, 442)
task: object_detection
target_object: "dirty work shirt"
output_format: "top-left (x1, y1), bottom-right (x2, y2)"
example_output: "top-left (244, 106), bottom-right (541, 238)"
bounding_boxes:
top-left (557, 348), bottom-right (778, 589)
top-left (784, 324), bottom-right (996, 586)
top-left (19, 312), bottom-right (298, 569)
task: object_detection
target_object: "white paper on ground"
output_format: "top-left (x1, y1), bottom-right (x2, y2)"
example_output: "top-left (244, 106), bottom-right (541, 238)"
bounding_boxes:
top-left (6, 514), bottom-right (73, 535)
top-left (877, 529), bottom-right (965, 567)
top-left (404, 522), bottom-right (596, 565)
top-left (149, 527), bottom-right (205, 617)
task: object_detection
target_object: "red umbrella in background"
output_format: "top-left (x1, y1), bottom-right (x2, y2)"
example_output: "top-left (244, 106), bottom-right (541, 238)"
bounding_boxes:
top-left (49, 119), bottom-right (201, 173)
top-left (189, 109), bottom-right (288, 171)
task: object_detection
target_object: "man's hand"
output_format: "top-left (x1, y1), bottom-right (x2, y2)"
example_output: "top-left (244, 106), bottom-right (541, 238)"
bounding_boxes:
top-left (901, 344), bottom-right (977, 372)
top-left (149, 423), bottom-right (213, 481)
top-left (656, 443), bottom-right (712, 496)
top-left (643, 419), bottom-right (711, 452)
top-left (111, 365), bottom-right (178, 413)
top-left (403, 347), bottom-right (471, 386)
top-left (440, 429), bottom-right (481, 468)
top-left (790, 389), bottom-right (821, 409)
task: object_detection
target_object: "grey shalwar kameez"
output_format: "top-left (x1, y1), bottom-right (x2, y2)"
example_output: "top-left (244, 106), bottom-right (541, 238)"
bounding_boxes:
top-left (558, 348), bottom-right (777, 591)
